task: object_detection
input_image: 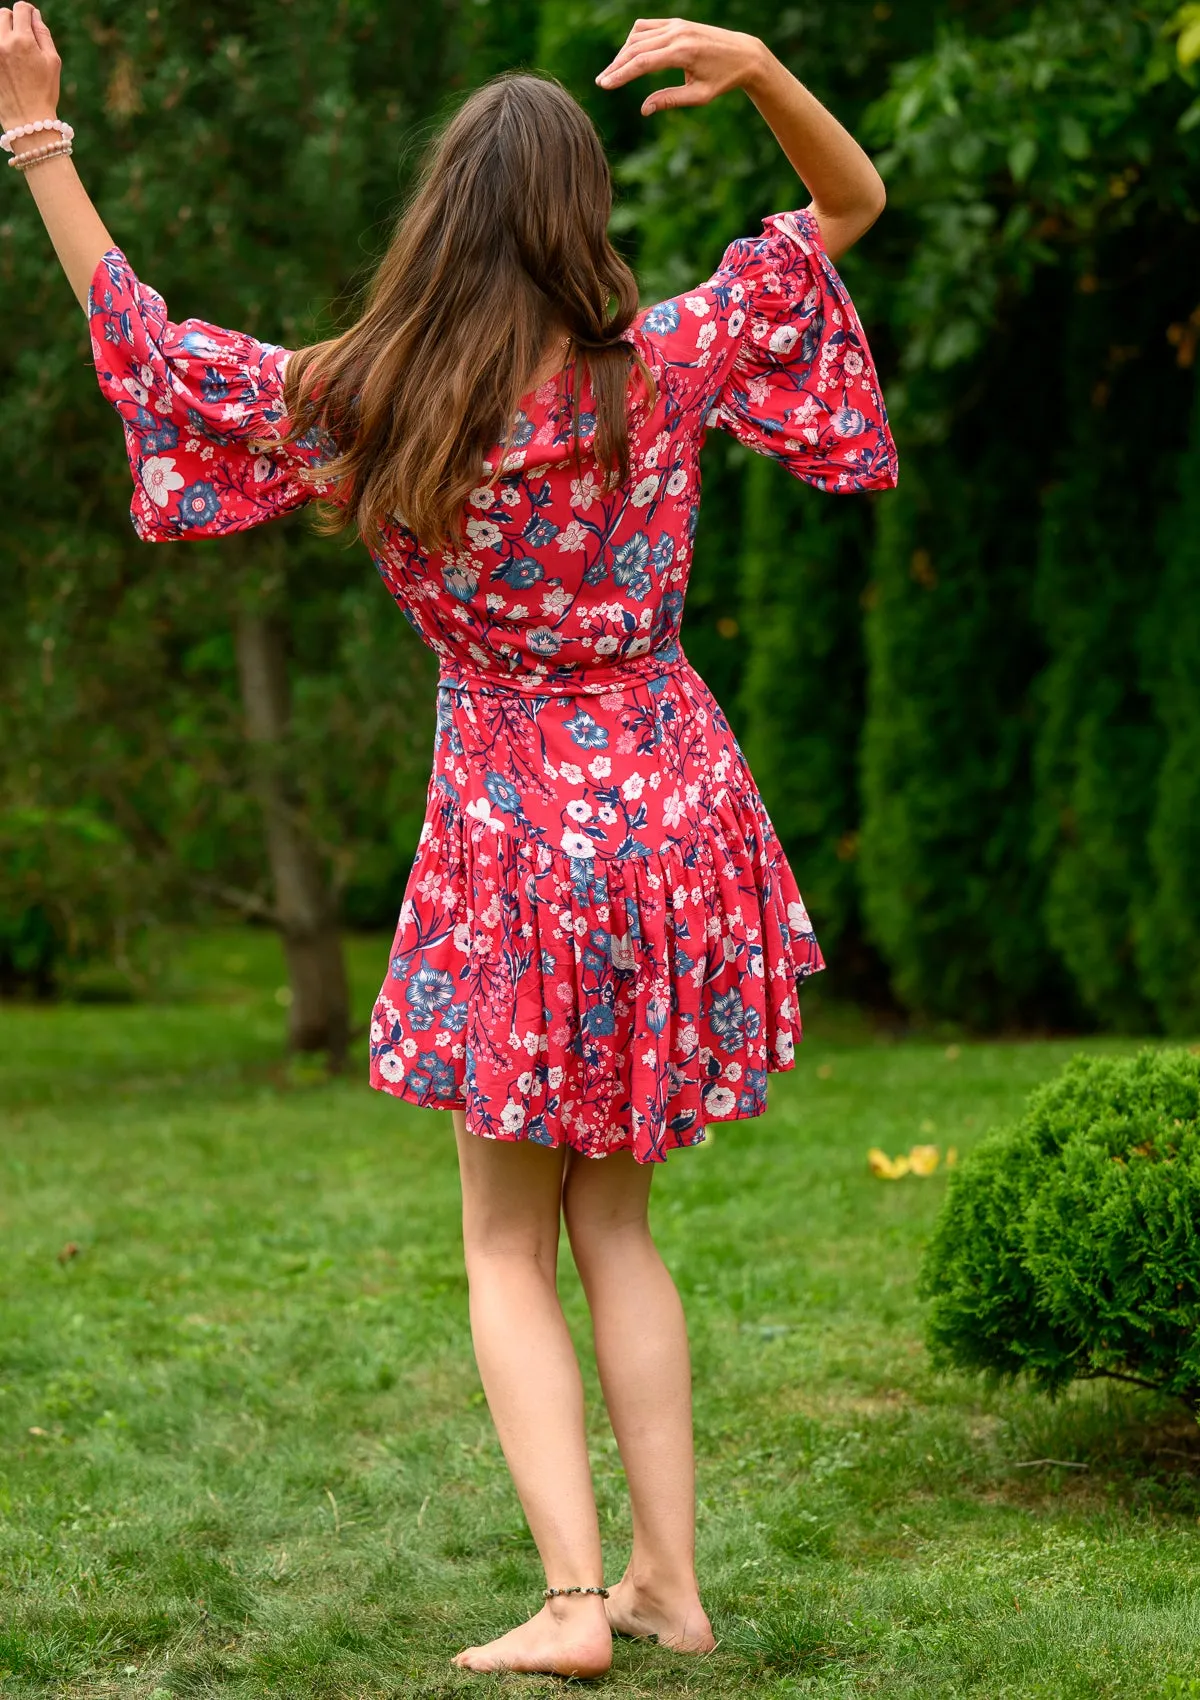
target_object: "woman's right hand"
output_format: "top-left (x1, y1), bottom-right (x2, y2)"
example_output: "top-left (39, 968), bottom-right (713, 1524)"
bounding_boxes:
top-left (0, 4), bottom-right (62, 140)
top-left (595, 18), bottom-right (771, 116)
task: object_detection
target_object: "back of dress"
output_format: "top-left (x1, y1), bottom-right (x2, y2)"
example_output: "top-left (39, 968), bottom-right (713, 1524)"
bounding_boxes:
top-left (89, 205), bottom-right (896, 1163)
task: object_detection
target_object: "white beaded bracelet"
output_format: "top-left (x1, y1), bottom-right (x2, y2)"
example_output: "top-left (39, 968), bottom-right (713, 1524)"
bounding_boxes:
top-left (1, 117), bottom-right (74, 153)
top-left (8, 139), bottom-right (73, 172)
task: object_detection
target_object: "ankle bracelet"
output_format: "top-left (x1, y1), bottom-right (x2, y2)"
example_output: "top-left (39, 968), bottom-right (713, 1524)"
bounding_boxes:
top-left (544, 1585), bottom-right (609, 1599)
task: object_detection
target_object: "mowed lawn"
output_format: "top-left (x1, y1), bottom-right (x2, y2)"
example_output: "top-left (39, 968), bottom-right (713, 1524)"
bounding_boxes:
top-left (3, 933), bottom-right (1200, 1699)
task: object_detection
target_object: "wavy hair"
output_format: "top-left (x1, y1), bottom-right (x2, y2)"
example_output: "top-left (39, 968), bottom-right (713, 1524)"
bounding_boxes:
top-left (281, 72), bottom-right (654, 551)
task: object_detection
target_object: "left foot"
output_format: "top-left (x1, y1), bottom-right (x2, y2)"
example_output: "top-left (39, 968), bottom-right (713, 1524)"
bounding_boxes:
top-left (452, 1599), bottom-right (613, 1676)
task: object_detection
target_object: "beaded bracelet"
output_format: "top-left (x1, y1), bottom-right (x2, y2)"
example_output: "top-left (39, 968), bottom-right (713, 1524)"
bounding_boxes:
top-left (8, 139), bottom-right (73, 172)
top-left (543, 1585), bottom-right (609, 1599)
top-left (1, 117), bottom-right (73, 153)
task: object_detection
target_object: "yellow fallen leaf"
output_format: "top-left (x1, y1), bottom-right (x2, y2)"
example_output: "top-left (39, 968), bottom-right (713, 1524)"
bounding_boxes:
top-left (868, 1148), bottom-right (911, 1180)
top-left (945, 1146), bottom-right (958, 1168)
top-left (908, 1143), bottom-right (940, 1176)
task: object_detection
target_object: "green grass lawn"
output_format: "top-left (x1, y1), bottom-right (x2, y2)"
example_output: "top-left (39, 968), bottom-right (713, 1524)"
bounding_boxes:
top-left (3, 931), bottom-right (1200, 1699)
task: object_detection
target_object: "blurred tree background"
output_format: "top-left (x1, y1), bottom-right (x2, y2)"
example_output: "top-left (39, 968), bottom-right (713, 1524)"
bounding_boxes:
top-left (2, 0), bottom-right (1198, 1037)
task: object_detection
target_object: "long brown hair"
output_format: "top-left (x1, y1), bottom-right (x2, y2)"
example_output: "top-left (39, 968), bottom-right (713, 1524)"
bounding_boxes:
top-left (281, 72), bottom-right (654, 552)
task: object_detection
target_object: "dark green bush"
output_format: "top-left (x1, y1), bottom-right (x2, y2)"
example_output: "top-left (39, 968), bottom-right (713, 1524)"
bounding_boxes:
top-left (920, 1049), bottom-right (1200, 1413)
top-left (0, 807), bottom-right (141, 996)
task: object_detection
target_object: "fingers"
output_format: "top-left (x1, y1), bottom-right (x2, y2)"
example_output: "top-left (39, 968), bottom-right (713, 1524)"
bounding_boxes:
top-left (30, 6), bottom-right (53, 49)
top-left (596, 17), bottom-right (682, 84)
top-left (11, 0), bottom-right (33, 36)
top-left (597, 42), bottom-right (691, 91)
top-left (642, 80), bottom-right (711, 117)
top-left (0, 9), bottom-right (13, 41)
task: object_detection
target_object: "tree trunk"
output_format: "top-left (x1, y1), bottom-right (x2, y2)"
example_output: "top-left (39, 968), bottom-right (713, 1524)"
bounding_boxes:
top-left (235, 610), bottom-right (351, 1070)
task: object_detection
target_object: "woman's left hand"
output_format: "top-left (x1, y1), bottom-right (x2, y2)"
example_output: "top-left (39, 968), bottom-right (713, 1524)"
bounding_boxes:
top-left (595, 17), bottom-right (769, 116)
top-left (0, 3), bottom-right (62, 135)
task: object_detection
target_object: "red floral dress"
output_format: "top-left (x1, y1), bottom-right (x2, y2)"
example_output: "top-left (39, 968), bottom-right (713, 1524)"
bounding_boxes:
top-left (90, 207), bottom-right (897, 1162)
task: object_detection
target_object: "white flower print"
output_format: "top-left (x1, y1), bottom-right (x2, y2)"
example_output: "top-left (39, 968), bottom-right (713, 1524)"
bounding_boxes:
top-left (594, 635), bottom-right (620, 656)
top-left (466, 517), bottom-right (501, 548)
top-left (621, 773), bottom-right (645, 801)
top-left (565, 798), bottom-right (593, 823)
top-left (542, 585), bottom-right (573, 616)
top-left (666, 468), bottom-right (688, 497)
top-left (697, 320), bottom-right (717, 351)
top-left (611, 933), bottom-right (635, 973)
top-left (588, 756), bottom-right (611, 780)
top-left (468, 485), bottom-right (495, 508)
top-left (597, 804), bottom-right (618, 824)
top-left (724, 1061), bottom-right (743, 1083)
top-left (377, 1052), bottom-right (405, 1083)
top-left (728, 308), bottom-right (745, 338)
top-left (252, 454), bottom-right (273, 483)
top-left (662, 789), bottom-right (684, 828)
top-left (704, 1084), bottom-right (737, 1118)
top-left (501, 1101), bottom-right (526, 1133)
top-left (140, 455), bottom-right (186, 508)
top-left (122, 376), bottom-right (149, 406)
top-left (556, 520), bottom-right (590, 551)
top-left (787, 900), bottom-right (812, 933)
top-left (631, 475), bottom-right (659, 508)
top-left (684, 294), bottom-right (710, 316)
top-left (561, 829), bottom-right (594, 858)
top-left (769, 324), bottom-right (799, 356)
top-left (558, 762), bottom-right (585, 786)
top-left (454, 922), bottom-right (471, 954)
top-left (570, 470), bottom-right (601, 508)
top-left (775, 1031), bottom-right (795, 1066)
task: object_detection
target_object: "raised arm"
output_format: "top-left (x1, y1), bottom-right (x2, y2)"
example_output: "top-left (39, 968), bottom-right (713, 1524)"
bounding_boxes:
top-left (596, 19), bottom-right (885, 262)
top-left (0, 3), bottom-right (113, 311)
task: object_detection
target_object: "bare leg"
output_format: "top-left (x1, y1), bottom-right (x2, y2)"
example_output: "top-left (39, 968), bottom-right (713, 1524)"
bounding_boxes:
top-left (449, 1113), bottom-right (611, 1677)
top-left (562, 1149), bottom-right (716, 1653)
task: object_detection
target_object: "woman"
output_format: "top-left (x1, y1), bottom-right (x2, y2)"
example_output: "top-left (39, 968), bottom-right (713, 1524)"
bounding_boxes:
top-left (1, 4), bottom-right (895, 1676)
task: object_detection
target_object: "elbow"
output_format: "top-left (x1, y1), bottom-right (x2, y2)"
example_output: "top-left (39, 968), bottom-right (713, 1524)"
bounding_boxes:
top-left (860, 172), bottom-right (887, 231)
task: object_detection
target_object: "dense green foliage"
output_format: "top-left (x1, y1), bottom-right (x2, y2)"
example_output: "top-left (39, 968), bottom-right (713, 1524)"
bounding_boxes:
top-left (3, 0), bottom-right (1199, 1027)
top-left (6, 932), bottom-right (1200, 1696)
top-left (922, 1049), bottom-right (1200, 1411)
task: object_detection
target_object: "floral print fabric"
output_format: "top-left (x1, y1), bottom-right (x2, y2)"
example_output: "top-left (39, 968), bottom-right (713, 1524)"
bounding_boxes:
top-left (90, 208), bottom-right (897, 1162)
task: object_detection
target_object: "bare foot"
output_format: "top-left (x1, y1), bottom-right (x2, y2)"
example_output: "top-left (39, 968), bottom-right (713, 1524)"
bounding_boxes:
top-left (605, 1576), bottom-right (717, 1653)
top-left (452, 1598), bottom-right (612, 1676)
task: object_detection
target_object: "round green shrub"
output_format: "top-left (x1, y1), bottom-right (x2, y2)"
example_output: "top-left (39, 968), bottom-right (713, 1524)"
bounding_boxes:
top-left (920, 1049), bottom-right (1200, 1413)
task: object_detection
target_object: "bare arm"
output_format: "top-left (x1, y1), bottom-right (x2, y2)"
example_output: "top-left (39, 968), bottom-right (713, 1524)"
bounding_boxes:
top-left (1, 3), bottom-right (114, 312)
top-left (596, 19), bottom-right (885, 262)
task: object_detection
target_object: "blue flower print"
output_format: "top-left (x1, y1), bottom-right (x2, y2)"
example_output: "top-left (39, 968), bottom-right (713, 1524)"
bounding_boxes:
top-left (406, 958), bottom-right (457, 1031)
top-left (708, 987), bottom-right (746, 1050)
top-left (611, 532), bottom-right (652, 601)
top-left (442, 1000), bottom-right (469, 1034)
top-left (495, 555), bottom-right (544, 590)
top-left (199, 365), bottom-right (234, 404)
top-left (484, 771), bottom-right (523, 814)
top-left (410, 1051), bottom-right (459, 1100)
top-left (140, 420), bottom-right (179, 455)
top-left (583, 1002), bottom-right (616, 1037)
top-left (527, 626), bottom-right (562, 658)
top-left (642, 300), bottom-right (680, 337)
top-left (523, 514), bottom-right (559, 548)
top-left (651, 534), bottom-right (675, 577)
top-left (177, 481), bottom-right (222, 529)
top-left (834, 405), bottom-right (867, 438)
top-left (563, 708), bottom-right (608, 751)
top-left (443, 563), bottom-right (479, 602)
top-left (510, 412), bottom-right (535, 447)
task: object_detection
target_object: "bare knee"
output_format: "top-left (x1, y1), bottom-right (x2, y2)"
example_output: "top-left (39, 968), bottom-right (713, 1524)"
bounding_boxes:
top-left (562, 1152), bottom-right (655, 1270)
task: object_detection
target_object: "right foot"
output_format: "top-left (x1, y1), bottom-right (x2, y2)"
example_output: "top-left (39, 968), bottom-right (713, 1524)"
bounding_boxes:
top-left (452, 1600), bottom-right (612, 1676)
top-left (604, 1577), bottom-right (717, 1653)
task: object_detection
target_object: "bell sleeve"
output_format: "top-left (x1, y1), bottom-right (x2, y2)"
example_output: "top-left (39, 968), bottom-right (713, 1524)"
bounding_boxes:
top-left (633, 208), bottom-right (897, 494)
top-left (88, 247), bottom-right (336, 542)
